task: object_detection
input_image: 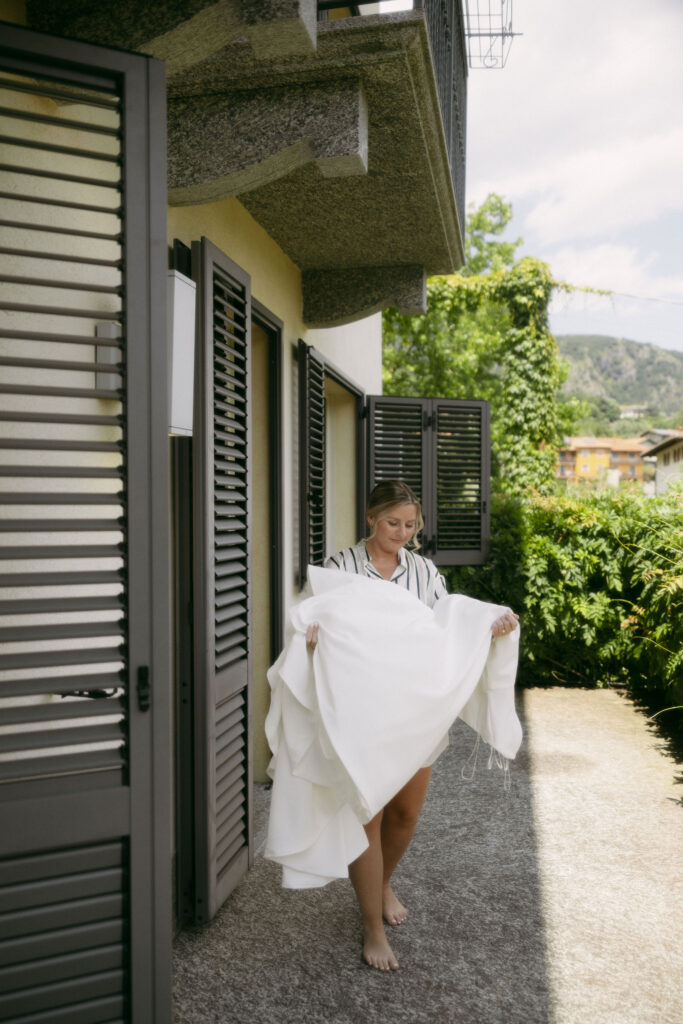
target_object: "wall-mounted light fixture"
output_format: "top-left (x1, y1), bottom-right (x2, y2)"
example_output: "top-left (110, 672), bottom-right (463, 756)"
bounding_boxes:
top-left (168, 269), bottom-right (197, 436)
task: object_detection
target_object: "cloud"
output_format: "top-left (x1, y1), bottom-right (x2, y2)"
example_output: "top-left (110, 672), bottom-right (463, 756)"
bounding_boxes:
top-left (547, 242), bottom-right (683, 337)
top-left (468, 0), bottom-right (683, 162)
top-left (466, 0), bottom-right (683, 245)
top-left (549, 242), bottom-right (683, 300)
top-left (518, 128), bottom-right (683, 244)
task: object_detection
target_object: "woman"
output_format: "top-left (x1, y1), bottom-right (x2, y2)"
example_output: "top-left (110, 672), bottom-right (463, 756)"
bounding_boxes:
top-left (305, 480), bottom-right (518, 972)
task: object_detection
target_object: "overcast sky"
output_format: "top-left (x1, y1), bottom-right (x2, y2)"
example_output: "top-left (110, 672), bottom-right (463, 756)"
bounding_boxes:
top-left (465, 0), bottom-right (683, 352)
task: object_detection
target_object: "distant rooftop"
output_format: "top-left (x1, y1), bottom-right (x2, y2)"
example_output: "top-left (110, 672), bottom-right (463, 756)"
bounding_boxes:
top-left (643, 430), bottom-right (683, 457)
top-left (562, 437), bottom-right (648, 453)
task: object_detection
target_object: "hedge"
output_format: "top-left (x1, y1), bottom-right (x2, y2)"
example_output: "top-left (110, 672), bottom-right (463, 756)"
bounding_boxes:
top-left (445, 486), bottom-right (683, 693)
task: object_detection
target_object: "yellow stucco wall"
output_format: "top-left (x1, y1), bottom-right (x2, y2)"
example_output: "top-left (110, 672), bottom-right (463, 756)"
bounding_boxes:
top-left (0, 77), bottom-right (382, 784)
top-left (0, 1), bottom-right (26, 24)
top-left (325, 377), bottom-right (359, 556)
top-left (560, 444), bottom-right (646, 484)
top-left (3, 10), bottom-right (382, 857)
top-left (572, 448), bottom-right (610, 479)
top-left (169, 198), bottom-right (382, 779)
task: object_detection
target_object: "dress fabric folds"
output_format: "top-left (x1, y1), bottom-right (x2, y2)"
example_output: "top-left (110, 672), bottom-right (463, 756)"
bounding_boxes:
top-left (265, 566), bottom-right (522, 889)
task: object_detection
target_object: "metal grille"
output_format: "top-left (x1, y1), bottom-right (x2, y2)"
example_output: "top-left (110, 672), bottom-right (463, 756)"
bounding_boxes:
top-left (215, 690), bottom-right (247, 879)
top-left (463, 0), bottom-right (518, 69)
top-left (212, 264), bottom-right (249, 676)
top-left (0, 839), bottom-right (128, 1022)
top-left (0, 69), bottom-right (127, 796)
top-left (450, 3), bottom-right (468, 226)
top-left (435, 401), bottom-right (484, 551)
top-left (419, 0), bottom-right (468, 232)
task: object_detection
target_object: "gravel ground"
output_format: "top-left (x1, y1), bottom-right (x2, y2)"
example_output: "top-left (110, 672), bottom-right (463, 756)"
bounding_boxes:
top-left (173, 687), bottom-right (683, 1024)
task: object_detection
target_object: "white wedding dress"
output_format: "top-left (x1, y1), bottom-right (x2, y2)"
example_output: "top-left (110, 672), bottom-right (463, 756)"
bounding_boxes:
top-left (265, 566), bottom-right (522, 888)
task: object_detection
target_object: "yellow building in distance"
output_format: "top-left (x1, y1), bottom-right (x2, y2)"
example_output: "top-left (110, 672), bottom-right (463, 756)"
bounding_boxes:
top-left (557, 437), bottom-right (648, 484)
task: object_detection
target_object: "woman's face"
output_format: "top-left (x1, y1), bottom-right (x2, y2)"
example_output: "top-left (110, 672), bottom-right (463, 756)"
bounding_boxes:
top-left (367, 502), bottom-right (418, 555)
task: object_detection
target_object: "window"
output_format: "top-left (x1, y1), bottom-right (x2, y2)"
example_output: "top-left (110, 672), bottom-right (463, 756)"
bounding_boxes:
top-left (367, 396), bottom-right (491, 565)
top-left (297, 340), bottom-right (326, 583)
top-left (297, 342), bottom-right (365, 585)
top-left (298, 351), bottom-right (491, 573)
top-left (325, 374), bottom-right (363, 558)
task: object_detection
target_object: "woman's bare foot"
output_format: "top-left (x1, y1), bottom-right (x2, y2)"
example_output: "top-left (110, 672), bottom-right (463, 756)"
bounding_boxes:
top-left (382, 884), bottom-right (408, 926)
top-left (362, 926), bottom-right (399, 971)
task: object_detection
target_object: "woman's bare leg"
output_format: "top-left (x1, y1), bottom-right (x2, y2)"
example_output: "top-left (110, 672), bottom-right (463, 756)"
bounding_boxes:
top-left (380, 766), bottom-right (432, 925)
top-left (348, 810), bottom-right (399, 970)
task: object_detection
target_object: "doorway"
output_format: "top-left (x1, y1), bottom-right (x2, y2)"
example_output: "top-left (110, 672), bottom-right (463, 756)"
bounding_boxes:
top-left (250, 303), bottom-right (283, 783)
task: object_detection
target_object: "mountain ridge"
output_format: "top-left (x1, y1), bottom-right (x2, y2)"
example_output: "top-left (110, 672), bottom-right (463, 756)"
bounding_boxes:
top-left (555, 334), bottom-right (683, 416)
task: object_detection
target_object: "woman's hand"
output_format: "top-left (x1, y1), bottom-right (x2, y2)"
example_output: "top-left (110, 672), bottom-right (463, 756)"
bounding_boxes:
top-left (306, 623), bottom-right (319, 650)
top-left (491, 610), bottom-right (519, 637)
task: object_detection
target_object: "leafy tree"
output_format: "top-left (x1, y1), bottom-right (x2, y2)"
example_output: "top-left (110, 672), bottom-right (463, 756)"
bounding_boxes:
top-left (567, 393), bottom-right (623, 436)
top-left (462, 193), bottom-right (521, 275)
top-left (383, 196), bottom-right (574, 493)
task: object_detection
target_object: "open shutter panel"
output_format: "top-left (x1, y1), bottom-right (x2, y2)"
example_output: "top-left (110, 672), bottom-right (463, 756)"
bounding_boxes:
top-left (192, 238), bottom-right (252, 924)
top-left (298, 340), bottom-right (326, 583)
top-left (367, 395), bottom-right (428, 506)
top-left (0, 26), bottom-right (170, 1023)
top-left (431, 399), bottom-right (490, 565)
top-left (367, 396), bottom-right (490, 565)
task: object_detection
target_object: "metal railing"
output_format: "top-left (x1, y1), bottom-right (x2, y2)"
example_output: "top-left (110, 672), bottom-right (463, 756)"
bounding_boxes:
top-left (317, 1), bottom-right (467, 235)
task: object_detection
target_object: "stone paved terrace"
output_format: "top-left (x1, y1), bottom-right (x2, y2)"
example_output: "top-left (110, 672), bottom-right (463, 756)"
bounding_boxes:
top-left (173, 688), bottom-right (683, 1024)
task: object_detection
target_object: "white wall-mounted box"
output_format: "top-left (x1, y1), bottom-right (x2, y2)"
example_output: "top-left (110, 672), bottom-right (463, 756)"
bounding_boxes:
top-left (168, 269), bottom-right (197, 436)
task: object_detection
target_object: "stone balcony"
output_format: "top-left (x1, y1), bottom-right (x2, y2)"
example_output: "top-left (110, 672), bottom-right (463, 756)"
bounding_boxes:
top-left (26, 0), bottom-right (467, 326)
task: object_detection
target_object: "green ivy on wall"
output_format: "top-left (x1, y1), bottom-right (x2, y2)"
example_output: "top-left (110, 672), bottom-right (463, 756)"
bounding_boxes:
top-left (383, 195), bottom-right (579, 494)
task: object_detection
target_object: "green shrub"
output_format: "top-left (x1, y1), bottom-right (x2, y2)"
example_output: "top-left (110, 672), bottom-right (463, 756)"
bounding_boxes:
top-left (445, 487), bottom-right (683, 692)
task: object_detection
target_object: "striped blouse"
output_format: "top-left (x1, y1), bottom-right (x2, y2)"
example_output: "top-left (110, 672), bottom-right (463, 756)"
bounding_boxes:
top-left (324, 541), bottom-right (448, 609)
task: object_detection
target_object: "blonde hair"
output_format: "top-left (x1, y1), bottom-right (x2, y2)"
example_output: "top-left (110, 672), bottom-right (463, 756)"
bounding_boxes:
top-left (365, 479), bottom-right (424, 551)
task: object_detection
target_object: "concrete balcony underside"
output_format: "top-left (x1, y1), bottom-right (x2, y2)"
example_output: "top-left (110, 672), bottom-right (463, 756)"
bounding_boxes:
top-left (27, 2), bottom-right (465, 326)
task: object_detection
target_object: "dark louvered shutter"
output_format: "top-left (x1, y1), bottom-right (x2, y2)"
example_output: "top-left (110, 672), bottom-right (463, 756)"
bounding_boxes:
top-left (298, 339), bottom-right (326, 584)
top-left (367, 395), bottom-right (428, 505)
top-left (431, 399), bottom-right (490, 565)
top-left (367, 396), bottom-right (490, 565)
top-left (191, 237), bottom-right (252, 923)
top-left (0, 25), bottom-right (170, 1023)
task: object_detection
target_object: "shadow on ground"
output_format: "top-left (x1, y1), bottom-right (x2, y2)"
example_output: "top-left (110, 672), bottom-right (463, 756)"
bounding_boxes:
top-left (173, 691), bottom-right (552, 1024)
top-left (623, 686), bottom-right (683, 804)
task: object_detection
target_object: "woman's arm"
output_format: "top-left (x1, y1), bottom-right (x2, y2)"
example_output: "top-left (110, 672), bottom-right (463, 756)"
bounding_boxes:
top-left (424, 555), bottom-right (518, 635)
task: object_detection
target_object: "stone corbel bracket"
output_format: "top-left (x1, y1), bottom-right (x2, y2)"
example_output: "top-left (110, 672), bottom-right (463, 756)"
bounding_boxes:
top-left (26, 0), bottom-right (318, 71)
top-left (302, 266), bottom-right (427, 328)
top-left (167, 79), bottom-right (368, 205)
